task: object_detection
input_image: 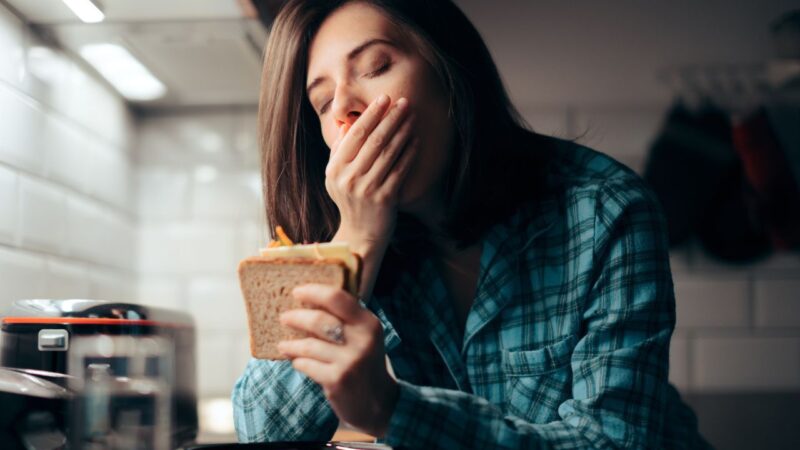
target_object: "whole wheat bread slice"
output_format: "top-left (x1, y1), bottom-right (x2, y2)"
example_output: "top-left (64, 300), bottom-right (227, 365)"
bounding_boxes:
top-left (237, 257), bottom-right (352, 360)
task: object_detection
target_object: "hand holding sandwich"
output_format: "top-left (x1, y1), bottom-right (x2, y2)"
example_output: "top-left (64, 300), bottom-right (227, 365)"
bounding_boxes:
top-left (277, 283), bottom-right (398, 438)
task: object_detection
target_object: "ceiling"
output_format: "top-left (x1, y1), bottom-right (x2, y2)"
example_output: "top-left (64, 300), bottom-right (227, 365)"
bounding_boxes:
top-left (5, 0), bottom-right (266, 110)
top-left (4, 0), bottom-right (798, 111)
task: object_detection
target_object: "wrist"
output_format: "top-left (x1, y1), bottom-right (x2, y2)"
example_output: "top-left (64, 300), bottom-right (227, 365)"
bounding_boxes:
top-left (332, 226), bottom-right (389, 260)
top-left (371, 376), bottom-right (400, 438)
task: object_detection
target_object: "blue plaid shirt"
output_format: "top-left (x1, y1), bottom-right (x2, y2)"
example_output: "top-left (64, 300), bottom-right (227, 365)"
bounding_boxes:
top-left (232, 140), bottom-right (710, 449)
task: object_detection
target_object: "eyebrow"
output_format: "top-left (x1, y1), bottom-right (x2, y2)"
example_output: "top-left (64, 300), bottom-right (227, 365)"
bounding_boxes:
top-left (306, 38), bottom-right (396, 97)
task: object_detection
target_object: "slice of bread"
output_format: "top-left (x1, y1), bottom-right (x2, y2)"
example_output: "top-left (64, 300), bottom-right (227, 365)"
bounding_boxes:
top-left (237, 255), bottom-right (359, 360)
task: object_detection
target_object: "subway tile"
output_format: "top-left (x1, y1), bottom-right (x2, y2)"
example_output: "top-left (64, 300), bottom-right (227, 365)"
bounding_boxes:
top-left (0, 84), bottom-right (45, 173)
top-left (673, 275), bottom-right (750, 329)
top-left (752, 252), bottom-right (800, 276)
top-left (191, 170), bottom-right (262, 221)
top-left (197, 332), bottom-right (237, 397)
top-left (137, 168), bottom-right (191, 220)
top-left (0, 6), bottom-right (25, 88)
top-left (19, 176), bottom-right (67, 254)
top-left (37, 55), bottom-right (132, 149)
top-left (136, 277), bottom-right (184, 311)
top-left (693, 336), bottom-right (800, 391)
top-left (668, 245), bottom-right (691, 274)
top-left (137, 113), bottom-right (240, 169)
top-left (233, 331), bottom-right (253, 378)
top-left (669, 334), bottom-right (690, 392)
top-left (88, 267), bottom-right (136, 302)
top-left (572, 108), bottom-right (664, 158)
top-left (0, 246), bottom-right (46, 309)
top-left (233, 110), bottom-right (259, 168)
top-left (138, 223), bottom-right (237, 274)
top-left (518, 108), bottom-right (569, 138)
top-left (186, 276), bottom-right (247, 332)
top-left (82, 140), bottom-right (131, 211)
top-left (0, 164), bottom-right (17, 244)
top-left (66, 195), bottom-right (133, 268)
top-left (238, 221), bottom-right (267, 260)
top-left (42, 113), bottom-right (90, 193)
top-left (685, 238), bottom-right (753, 276)
top-left (44, 258), bottom-right (90, 299)
top-left (755, 280), bottom-right (800, 328)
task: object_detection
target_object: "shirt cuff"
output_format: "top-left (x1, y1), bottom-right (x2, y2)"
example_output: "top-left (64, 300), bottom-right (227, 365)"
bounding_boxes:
top-left (381, 379), bottom-right (438, 448)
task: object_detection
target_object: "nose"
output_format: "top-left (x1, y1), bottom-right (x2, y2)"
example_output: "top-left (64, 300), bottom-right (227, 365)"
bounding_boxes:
top-left (330, 84), bottom-right (367, 128)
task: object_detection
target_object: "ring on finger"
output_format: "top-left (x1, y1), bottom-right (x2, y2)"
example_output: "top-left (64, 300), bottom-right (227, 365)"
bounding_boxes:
top-left (322, 322), bottom-right (346, 345)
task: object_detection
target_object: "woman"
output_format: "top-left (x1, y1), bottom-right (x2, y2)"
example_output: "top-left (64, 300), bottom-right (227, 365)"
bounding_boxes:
top-left (233, 0), bottom-right (710, 448)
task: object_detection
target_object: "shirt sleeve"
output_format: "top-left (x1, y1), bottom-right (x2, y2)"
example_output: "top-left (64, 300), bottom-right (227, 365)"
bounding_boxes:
top-left (380, 177), bottom-right (677, 449)
top-left (232, 357), bottom-right (339, 443)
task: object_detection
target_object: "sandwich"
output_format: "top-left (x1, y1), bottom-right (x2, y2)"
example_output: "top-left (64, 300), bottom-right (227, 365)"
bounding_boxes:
top-left (237, 226), bottom-right (362, 360)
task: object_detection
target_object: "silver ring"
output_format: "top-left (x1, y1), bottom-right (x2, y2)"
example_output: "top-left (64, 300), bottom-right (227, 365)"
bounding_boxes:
top-left (323, 323), bottom-right (345, 345)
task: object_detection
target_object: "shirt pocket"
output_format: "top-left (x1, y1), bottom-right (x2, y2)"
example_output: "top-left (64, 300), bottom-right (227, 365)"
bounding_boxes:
top-left (501, 334), bottom-right (576, 423)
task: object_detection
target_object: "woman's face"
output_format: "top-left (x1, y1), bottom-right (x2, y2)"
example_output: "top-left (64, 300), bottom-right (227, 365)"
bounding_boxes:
top-left (306, 1), bottom-right (454, 211)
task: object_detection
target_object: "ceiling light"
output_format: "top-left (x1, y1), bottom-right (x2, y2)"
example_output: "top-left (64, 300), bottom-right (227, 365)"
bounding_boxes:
top-left (79, 43), bottom-right (167, 101)
top-left (61, 0), bottom-right (105, 23)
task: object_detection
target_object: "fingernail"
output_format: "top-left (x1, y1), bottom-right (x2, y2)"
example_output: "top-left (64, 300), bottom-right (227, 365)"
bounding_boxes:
top-left (395, 97), bottom-right (408, 110)
top-left (376, 94), bottom-right (389, 106)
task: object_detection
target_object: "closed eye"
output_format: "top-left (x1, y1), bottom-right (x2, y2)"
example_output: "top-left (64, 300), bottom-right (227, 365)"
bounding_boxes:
top-left (318, 61), bottom-right (392, 115)
top-left (365, 61), bottom-right (391, 78)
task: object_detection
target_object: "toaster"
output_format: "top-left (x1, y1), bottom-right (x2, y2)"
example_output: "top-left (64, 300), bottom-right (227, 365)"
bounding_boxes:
top-left (0, 299), bottom-right (198, 449)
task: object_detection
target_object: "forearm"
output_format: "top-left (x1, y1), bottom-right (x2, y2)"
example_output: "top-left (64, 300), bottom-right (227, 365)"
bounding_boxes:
top-left (232, 359), bottom-right (338, 442)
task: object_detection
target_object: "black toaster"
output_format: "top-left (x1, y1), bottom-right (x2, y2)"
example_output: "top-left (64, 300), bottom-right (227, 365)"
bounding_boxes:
top-left (0, 299), bottom-right (198, 449)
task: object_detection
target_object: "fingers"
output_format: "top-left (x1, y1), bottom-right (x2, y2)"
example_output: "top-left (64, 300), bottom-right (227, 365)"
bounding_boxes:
top-left (331, 95), bottom-right (391, 166)
top-left (330, 122), bottom-right (351, 157)
top-left (377, 136), bottom-right (419, 196)
top-left (279, 308), bottom-right (347, 344)
top-left (277, 337), bottom-right (341, 364)
top-left (291, 284), bottom-right (367, 324)
top-left (362, 114), bottom-right (414, 183)
top-left (347, 98), bottom-right (410, 176)
top-left (288, 357), bottom-right (335, 385)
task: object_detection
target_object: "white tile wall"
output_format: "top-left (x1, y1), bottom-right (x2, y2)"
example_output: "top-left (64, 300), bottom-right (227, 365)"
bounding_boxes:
top-left (136, 277), bottom-right (184, 311)
top-left (18, 176), bottom-right (67, 254)
top-left (0, 84), bottom-right (45, 173)
top-left (42, 113), bottom-right (91, 193)
top-left (0, 4), bottom-right (137, 316)
top-left (673, 275), bottom-right (751, 329)
top-left (693, 336), bottom-right (800, 391)
top-left (0, 164), bottom-right (18, 244)
top-left (0, 246), bottom-right (46, 309)
top-left (197, 331), bottom-right (240, 396)
top-left (135, 108), bottom-right (263, 400)
top-left (0, 7), bottom-right (26, 88)
top-left (44, 258), bottom-right (90, 299)
top-left (137, 168), bottom-right (191, 220)
top-left (138, 223), bottom-right (238, 275)
top-left (81, 139), bottom-right (131, 211)
top-left (669, 333), bottom-right (690, 391)
top-left (190, 170), bottom-right (261, 221)
top-left (66, 195), bottom-right (135, 270)
top-left (755, 280), bottom-right (800, 328)
top-left (186, 276), bottom-right (247, 332)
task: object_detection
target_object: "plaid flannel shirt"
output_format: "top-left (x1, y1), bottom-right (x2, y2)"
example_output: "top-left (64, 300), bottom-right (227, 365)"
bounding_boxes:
top-left (232, 139), bottom-right (710, 449)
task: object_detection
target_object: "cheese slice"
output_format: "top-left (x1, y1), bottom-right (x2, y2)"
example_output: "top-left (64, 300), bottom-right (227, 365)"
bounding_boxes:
top-left (258, 242), bottom-right (360, 295)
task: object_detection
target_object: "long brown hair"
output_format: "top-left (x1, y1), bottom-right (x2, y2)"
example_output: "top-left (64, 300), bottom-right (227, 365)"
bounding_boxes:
top-left (259, 0), bottom-right (555, 289)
